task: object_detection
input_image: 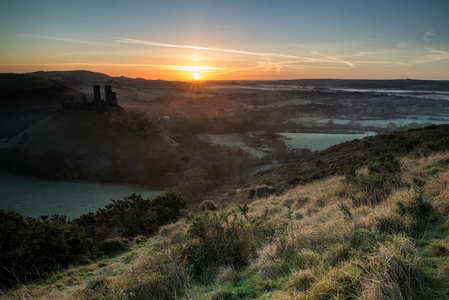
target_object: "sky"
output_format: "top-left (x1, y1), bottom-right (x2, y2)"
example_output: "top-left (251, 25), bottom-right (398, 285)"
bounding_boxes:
top-left (1, 0), bottom-right (448, 81)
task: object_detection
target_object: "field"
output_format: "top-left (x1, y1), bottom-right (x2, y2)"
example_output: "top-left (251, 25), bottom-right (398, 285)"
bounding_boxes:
top-left (257, 98), bottom-right (312, 108)
top-left (279, 132), bottom-right (376, 151)
top-left (198, 132), bottom-right (378, 155)
top-left (285, 116), bottom-right (449, 128)
top-left (198, 133), bottom-right (268, 157)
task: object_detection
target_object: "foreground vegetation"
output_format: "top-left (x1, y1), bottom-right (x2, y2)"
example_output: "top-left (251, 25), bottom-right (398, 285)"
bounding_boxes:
top-left (3, 146), bottom-right (449, 299)
top-left (0, 193), bottom-right (187, 288)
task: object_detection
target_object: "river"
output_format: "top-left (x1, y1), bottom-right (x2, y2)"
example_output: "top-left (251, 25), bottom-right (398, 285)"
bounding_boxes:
top-left (0, 171), bottom-right (162, 220)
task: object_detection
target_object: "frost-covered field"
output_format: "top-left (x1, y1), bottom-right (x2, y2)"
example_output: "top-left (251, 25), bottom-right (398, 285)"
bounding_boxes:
top-left (0, 172), bottom-right (161, 220)
top-left (198, 133), bottom-right (267, 157)
top-left (278, 132), bottom-right (376, 151)
top-left (285, 116), bottom-right (449, 128)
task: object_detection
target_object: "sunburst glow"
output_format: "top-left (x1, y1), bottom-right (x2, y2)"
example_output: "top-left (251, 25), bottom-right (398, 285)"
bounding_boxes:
top-left (1, 1), bottom-right (448, 80)
top-left (193, 73), bottom-right (200, 80)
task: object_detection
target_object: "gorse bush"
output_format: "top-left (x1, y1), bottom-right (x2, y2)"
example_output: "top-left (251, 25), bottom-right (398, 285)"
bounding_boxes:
top-left (183, 209), bottom-right (267, 280)
top-left (0, 212), bottom-right (86, 287)
top-left (0, 193), bottom-right (187, 288)
top-left (344, 153), bottom-right (403, 206)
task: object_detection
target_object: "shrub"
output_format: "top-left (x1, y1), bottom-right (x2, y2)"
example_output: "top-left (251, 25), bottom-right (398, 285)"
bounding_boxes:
top-left (395, 188), bottom-right (434, 220)
top-left (197, 200), bottom-right (217, 212)
top-left (345, 153), bottom-right (403, 206)
top-left (428, 239), bottom-right (449, 257)
top-left (374, 211), bottom-right (407, 234)
top-left (325, 242), bottom-right (354, 267)
top-left (286, 269), bottom-right (316, 292)
top-left (0, 193), bottom-right (187, 288)
top-left (0, 211), bottom-right (89, 287)
top-left (183, 211), bottom-right (264, 280)
top-left (99, 237), bottom-right (129, 255)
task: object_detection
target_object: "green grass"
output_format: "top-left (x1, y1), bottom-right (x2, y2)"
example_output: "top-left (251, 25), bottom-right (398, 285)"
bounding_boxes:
top-left (3, 151), bottom-right (449, 299)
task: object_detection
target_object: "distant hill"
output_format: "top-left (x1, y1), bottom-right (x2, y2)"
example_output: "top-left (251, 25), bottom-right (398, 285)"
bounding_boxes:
top-left (0, 108), bottom-right (178, 186)
top-left (28, 70), bottom-right (113, 93)
top-left (220, 78), bottom-right (449, 91)
top-left (0, 73), bottom-right (85, 138)
top-left (27, 70), bottom-right (206, 103)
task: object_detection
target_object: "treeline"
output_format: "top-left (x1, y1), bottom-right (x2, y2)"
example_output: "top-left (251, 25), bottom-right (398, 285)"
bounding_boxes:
top-left (139, 136), bottom-right (259, 200)
top-left (0, 193), bottom-right (186, 288)
top-left (0, 137), bottom-right (258, 199)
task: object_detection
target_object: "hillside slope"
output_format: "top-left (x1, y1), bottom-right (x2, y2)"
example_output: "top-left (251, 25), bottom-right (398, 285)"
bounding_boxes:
top-left (0, 108), bottom-right (178, 186)
top-left (3, 130), bottom-right (449, 299)
top-left (240, 124), bottom-right (449, 190)
top-left (0, 73), bottom-right (84, 138)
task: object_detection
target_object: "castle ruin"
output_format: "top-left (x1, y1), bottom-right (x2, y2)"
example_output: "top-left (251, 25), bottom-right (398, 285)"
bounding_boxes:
top-left (62, 85), bottom-right (117, 110)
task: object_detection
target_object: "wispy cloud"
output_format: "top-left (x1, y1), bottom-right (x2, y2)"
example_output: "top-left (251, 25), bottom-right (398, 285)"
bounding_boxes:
top-left (353, 48), bottom-right (449, 66)
top-left (0, 62), bottom-right (226, 73)
top-left (113, 37), bottom-right (301, 59)
top-left (112, 37), bottom-right (357, 70)
top-left (422, 28), bottom-right (436, 42)
top-left (12, 33), bottom-right (107, 46)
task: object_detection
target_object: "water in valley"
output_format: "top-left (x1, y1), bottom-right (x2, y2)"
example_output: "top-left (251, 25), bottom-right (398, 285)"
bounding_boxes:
top-left (0, 171), bottom-right (162, 220)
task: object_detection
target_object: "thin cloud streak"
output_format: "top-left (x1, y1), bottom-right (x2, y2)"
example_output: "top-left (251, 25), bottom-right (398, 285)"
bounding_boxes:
top-left (14, 33), bottom-right (108, 46)
top-left (112, 37), bottom-right (357, 69)
top-left (113, 37), bottom-right (302, 59)
top-left (422, 28), bottom-right (436, 42)
top-left (0, 62), bottom-right (225, 72)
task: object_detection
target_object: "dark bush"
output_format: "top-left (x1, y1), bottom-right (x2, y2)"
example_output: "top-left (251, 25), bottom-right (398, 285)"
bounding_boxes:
top-left (0, 211), bottom-right (88, 287)
top-left (0, 193), bottom-right (187, 288)
top-left (183, 211), bottom-right (263, 280)
top-left (345, 153), bottom-right (403, 206)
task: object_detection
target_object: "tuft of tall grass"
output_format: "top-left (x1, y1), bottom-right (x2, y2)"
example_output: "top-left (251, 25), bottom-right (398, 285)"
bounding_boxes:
top-left (373, 210), bottom-right (408, 234)
top-left (286, 269), bottom-right (317, 292)
top-left (304, 262), bottom-right (363, 299)
top-left (360, 235), bottom-right (433, 299)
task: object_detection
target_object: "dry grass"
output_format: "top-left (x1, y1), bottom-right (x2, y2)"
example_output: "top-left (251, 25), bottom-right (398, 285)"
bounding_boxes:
top-left (4, 151), bottom-right (449, 299)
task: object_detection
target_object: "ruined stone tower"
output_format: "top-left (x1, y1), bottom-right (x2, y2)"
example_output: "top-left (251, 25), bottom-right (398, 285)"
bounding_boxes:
top-left (105, 85), bottom-right (112, 103)
top-left (93, 85), bottom-right (101, 103)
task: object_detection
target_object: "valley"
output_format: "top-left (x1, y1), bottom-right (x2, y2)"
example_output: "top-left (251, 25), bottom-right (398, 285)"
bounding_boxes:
top-left (2, 71), bottom-right (449, 298)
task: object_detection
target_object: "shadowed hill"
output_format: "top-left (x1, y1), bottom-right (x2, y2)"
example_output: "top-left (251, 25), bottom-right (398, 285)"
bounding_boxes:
top-left (28, 70), bottom-right (113, 93)
top-left (0, 108), bottom-right (178, 186)
top-left (0, 73), bottom-right (84, 138)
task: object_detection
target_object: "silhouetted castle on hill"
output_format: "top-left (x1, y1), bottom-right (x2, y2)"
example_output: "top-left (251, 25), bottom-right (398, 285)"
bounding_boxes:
top-left (62, 85), bottom-right (117, 110)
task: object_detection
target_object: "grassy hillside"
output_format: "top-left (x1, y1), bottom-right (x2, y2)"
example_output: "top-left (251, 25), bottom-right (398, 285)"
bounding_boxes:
top-left (0, 73), bottom-right (84, 138)
top-left (2, 126), bottom-right (449, 299)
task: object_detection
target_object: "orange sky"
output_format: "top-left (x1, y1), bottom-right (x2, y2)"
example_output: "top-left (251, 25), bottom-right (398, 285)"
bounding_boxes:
top-left (1, 1), bottom-right (449, 81)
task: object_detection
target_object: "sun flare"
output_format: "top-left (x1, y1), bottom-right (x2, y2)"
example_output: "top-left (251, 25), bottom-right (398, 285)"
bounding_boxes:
top-left (193, 73), bottom-right (200, 80)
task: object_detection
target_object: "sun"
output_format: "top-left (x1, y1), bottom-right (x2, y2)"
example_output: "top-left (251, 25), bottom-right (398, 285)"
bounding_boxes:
top-left (193, 73), bottom-right (200, 80)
